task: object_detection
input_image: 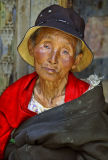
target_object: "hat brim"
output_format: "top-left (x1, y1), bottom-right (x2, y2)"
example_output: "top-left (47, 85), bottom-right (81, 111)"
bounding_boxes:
top-left (17, 26), bottom-right (93, 72)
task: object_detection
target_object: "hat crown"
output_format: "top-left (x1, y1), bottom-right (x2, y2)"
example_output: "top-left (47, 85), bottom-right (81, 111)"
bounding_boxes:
top-left (35, 5), bottom-right (85, 38)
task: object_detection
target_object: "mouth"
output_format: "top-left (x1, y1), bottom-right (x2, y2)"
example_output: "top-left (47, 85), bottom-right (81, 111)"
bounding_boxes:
top-left (42, 67), bottom-right (57, 73)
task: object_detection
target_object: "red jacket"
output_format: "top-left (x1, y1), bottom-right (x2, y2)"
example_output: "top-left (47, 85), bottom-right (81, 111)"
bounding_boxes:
top-left (0, 72), bottom-right (89, 159)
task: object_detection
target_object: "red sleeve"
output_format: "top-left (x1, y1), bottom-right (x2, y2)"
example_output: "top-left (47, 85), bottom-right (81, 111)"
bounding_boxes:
top-left (0, 111), bottom-right (13, 160)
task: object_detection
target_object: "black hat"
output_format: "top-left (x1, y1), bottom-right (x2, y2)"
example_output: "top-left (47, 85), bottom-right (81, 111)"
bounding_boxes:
top-left (18, 5), bottom-right (93, 72)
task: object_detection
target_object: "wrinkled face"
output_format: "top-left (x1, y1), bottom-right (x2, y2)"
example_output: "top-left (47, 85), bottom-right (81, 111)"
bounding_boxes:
top-left (29, 28), bottom-right (77, 81)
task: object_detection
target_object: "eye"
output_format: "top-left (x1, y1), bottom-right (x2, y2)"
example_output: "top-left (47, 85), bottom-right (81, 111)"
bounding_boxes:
top-left (44, 44), bottom-right (50, 49)
top-left (62, 49), bottom-right (69, 55)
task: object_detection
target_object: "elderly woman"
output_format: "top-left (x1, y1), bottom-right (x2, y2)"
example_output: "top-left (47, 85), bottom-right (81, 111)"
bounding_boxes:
top-left (0, 5), bottom-right (108, 160)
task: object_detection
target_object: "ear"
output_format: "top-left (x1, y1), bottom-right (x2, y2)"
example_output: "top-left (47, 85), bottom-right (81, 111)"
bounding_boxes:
top-left (28, 39), bottom-right (34, 56)
top-left (72, 53), bottom-right (83, 70)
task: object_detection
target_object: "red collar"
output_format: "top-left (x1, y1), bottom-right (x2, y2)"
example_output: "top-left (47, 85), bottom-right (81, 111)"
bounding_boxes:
top-left (0, 72), bottom-right (89, 128)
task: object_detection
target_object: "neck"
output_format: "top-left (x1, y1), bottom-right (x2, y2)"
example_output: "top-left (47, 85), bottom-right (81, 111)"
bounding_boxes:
top-left (35, 74), bottom-right (68, 104)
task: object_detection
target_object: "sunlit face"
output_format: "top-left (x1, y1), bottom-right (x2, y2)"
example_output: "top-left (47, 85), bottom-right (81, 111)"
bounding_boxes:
top-left (29, 28), bottom-right (77, 81)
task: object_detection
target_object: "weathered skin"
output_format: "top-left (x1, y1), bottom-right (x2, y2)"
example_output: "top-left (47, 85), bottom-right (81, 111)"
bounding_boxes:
top-left (28, 27), bottom-right (83, 108)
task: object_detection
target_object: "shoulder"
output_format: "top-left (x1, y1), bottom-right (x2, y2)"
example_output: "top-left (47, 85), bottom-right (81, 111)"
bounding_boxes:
top-left (0, 72), bottom-right (37, 96)
top-left (65, 72), bottom-right (90, 102)
top-left (0, 72), bottom-right (37, 127)
top-left (0, 72), bottom-right (37, 111)
top-left (68, 72), bottom-right (90, 91)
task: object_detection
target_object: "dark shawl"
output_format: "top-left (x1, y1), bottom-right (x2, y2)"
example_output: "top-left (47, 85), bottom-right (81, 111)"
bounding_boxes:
top-left (5, 84), bottom-right (108, 160)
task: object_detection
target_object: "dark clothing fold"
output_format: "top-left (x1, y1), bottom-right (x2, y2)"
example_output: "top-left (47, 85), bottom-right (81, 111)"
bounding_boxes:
top-left (5, 84), bottom-right (108, 160)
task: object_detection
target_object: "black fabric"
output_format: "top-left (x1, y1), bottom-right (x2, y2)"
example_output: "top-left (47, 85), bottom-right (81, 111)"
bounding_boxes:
top-left (5, 84), bottom-right (108, 160)
top-left (35, 5), bottom-right (85, 39)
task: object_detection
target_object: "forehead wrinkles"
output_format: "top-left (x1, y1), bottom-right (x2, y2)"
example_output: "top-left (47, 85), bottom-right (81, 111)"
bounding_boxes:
top-left (36, 28), bottom-right (77, 47)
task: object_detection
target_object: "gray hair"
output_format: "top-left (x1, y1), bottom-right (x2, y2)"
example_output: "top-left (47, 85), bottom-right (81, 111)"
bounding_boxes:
top-left (75, 39), bottom-right (82, 55)
top-left (29, 28), bottom-right (41, 46)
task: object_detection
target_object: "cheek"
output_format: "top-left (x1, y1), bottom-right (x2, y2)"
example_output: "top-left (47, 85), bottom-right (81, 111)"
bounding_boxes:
top-left (33, 47), bottom-right (48, 64)
top-left (61, 56), bottom-right (74, 70)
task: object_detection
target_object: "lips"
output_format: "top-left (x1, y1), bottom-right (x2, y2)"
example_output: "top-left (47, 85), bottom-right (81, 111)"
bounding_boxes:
top-left (43, 67), bottom-right (56, 73)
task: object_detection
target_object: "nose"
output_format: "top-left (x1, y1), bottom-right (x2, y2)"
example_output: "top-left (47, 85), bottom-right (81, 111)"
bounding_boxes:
top-left (48, 50), bottom-right (58, 64)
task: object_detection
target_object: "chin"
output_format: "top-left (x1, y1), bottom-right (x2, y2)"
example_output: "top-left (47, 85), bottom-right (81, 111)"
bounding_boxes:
top-left (42, 75), bottom-right (58, 81)
top-left (38, 72), bottom-right (59, 82)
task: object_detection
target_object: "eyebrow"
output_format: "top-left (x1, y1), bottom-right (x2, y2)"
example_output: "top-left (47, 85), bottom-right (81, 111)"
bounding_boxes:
top-left (41, 34), bottom-right (74, 49)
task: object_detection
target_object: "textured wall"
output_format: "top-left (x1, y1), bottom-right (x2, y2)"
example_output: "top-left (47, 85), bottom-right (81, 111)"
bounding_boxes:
top-left (0, 0), bottom-right (16, 94)
top-left (72, 0), bottom-right (108, 80)
top-left (72, 0), bottom-right (108, 102)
